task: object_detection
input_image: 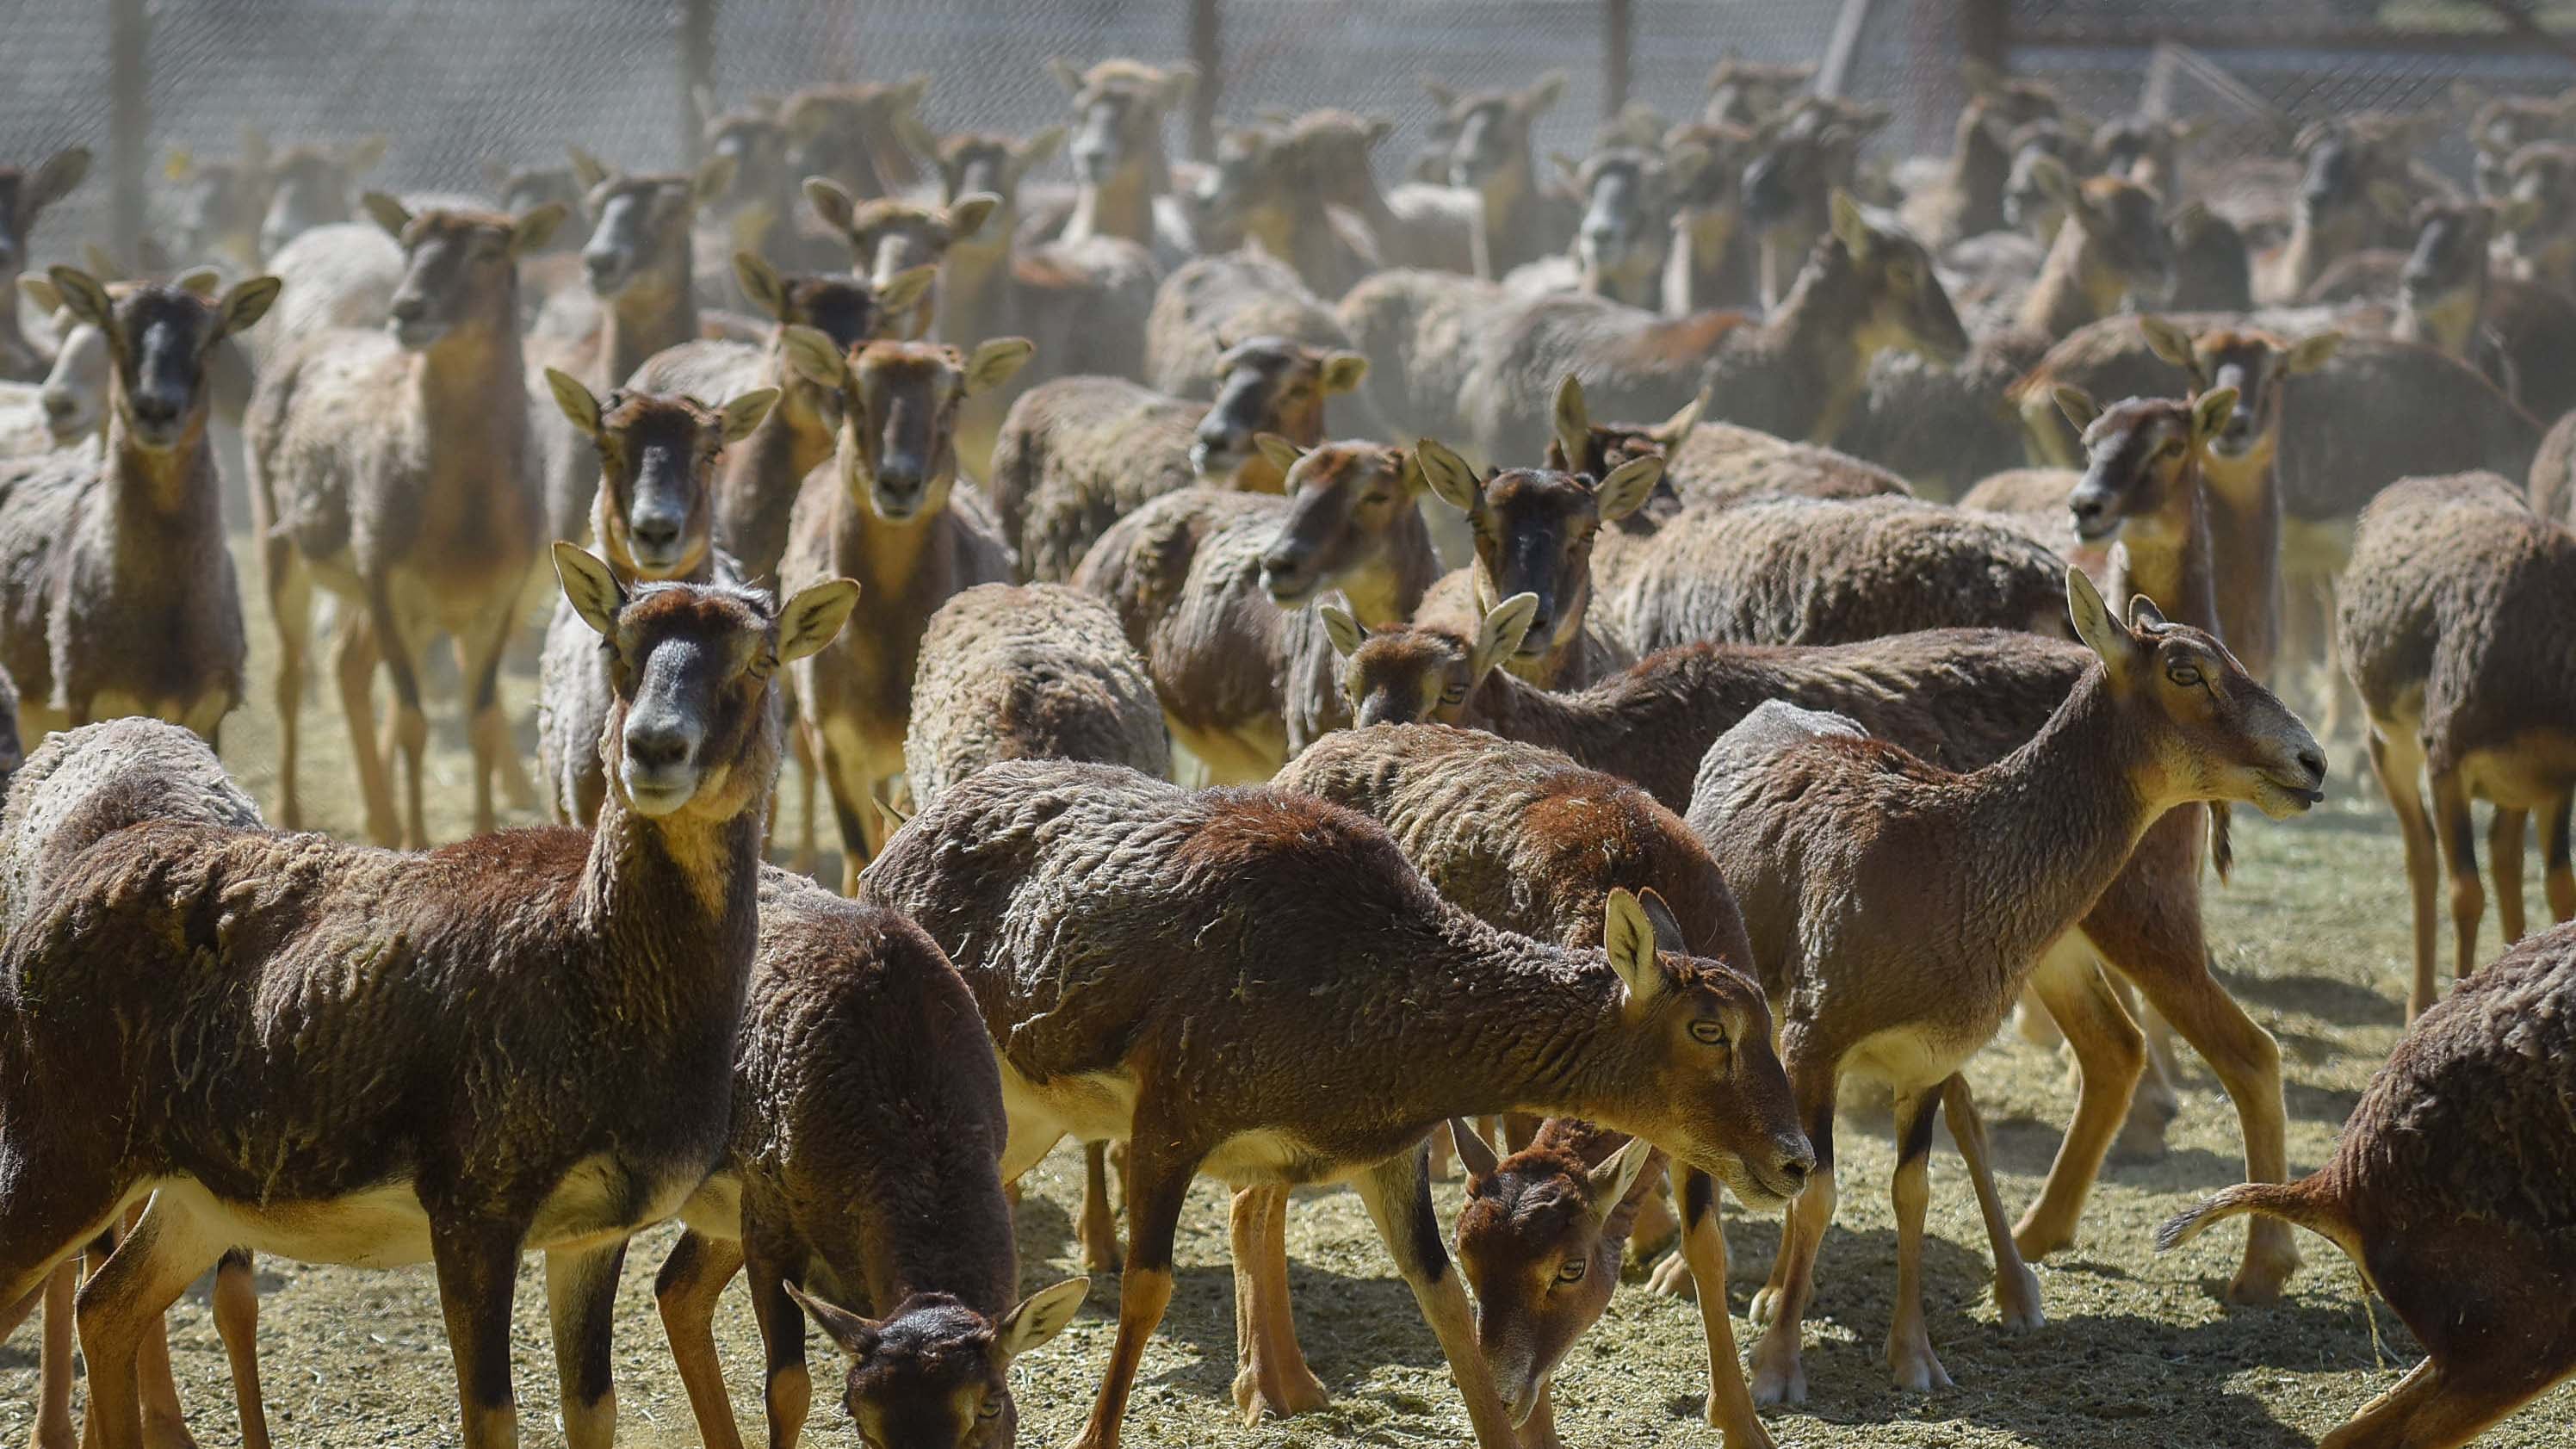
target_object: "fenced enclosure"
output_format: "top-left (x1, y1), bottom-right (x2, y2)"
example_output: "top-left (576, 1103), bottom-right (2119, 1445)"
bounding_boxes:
top-left (3, 0), bottom-right (2570, 269)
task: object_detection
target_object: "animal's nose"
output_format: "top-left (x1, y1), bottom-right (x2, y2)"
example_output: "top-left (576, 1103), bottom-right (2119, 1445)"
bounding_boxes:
top-left (41, 391), bottom-right (77, 422)
top-left (130, 392), bottom-right (182, 428)
top-left (1774, 1152), bottom-right (1813, 1195)
top-left (1195, 416), bottom-right (1237, 447)
top-left (2297, 746), bottom-right (2329, 784)
top-left (1520, 605), bottom-right (1553, 640)
top-left (631, 514), bottom-right (681, 550)
top-left (624, 720), bottom-right (691, 772)
top-left (388, 295), bottom-right (427, 325)
top-left (2069, 491), bottom-right (2108, 524)
top-left (585, 250), bottom-right (622, 282)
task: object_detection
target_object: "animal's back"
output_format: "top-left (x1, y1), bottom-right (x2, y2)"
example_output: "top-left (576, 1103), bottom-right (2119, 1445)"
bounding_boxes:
top-left (0, 451), bottom-right (93, 705)
top-left (905, 581), bottom-right (1170, 804)
top-left (626, 338), bottom-right (765, 400)
top-left (0, 717), bottom-right (260, 931)
top-left (247, 325), bottom-right (409, 571)
top-left (988, 375), bottom-right (1199, 582)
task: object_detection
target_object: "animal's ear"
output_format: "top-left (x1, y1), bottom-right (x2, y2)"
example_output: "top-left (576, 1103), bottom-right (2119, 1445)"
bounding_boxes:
top-left (1666, 142), bottom-right (1713, 197)
top-left (1523, 70), bottom-right (1569, 117)
top-left (2138, 314), bottom-right (2198, 374)
top-left (1585, 1136), bottom-right (1657, 1224)
top-left (15, 276), bottom-right (60, 317)
top-left (962, 337), bottom-right (1037, 394)
top-left (997, 1279), bottom-right (1089, 1360)
top-left (1319, 601), bottom-right (1366, 659)
top-left (2366, 179), bottom-right (2412, 223)
top-left (803, 176), bottom-right (858, 232)
top-left (546, 368), bottom-right (604, 437)
top-left (511, 202), bottom-right (569, 254)
top-left (28, 146), bottom-right (93, 214)
top-left (1548, 152), bottom-right (1584, 197)
top-left (45, 267), bottom-right (114, 333)
top-left (947, 191), bottom-right (1001, 238)
top-left (1411, 437), bottom-right (1480, 514)
top-left (898, 111), bottom-right (945, 168)
top-left (2129, 593), bottom-right (2169, 630)
top-left (1470, 592), bottom-right (1539, 681)
top-left (999, 129), bottom-right (1062, 188)
top-left (554, 542), bottom-right (627, 638)
top-left (1603, 888), bottom-right (1674, 1011)
top-left (172, 266), bottom-right (223, 299)
top-left (1364, 115), bottom-right (1396, 150)
top-left (567, 145), bottom-right (612, 195)
top-left (2494, 193), bottom-right (2545, 234)
top-left (2053, 385), bottom-right (2100, 434)
top-left (345, 134), bottom-right (390, 175)
top-left (1550, 374), bottom-right (1590, 468)
top-left (1161, 65), bottom-right (1199, 112)
top-left (2064, 566), bottom-right (2137, 678)
top-left (1653, 389), bottom-right (1706, 449)
top-left (164, 148), bottom-right (195, 183)
top-left (362, 191), bottom-right (413, 239)
top-left (2190, 386), bottom-right (2239, 444)
top-left (691, 83), bottom-right (721, 128)
top-left (872, 792), bottom-right (912, 837)
top-left (875, 263), bottom-right (940, 320)
top-left (734, 251), bottom-right (788, 320)
top-left (1594, 455), bottom-right (1664, 523)
top-left (778, 578), bottom-right (862, 663)
top-left (1048, 57), bottom-right (1088, 98)
top-left (721, 387), bottom-right (781, 443)
top-left (1317, 351), bottom-right (1369, 395)
top-left (212, 276), bottom-right (284, 339)
top-left (1450, 1119), bottom-right (1502, 1182)
top-left (781, 325), bottom-right (850, 392)
top-left (693, 154), bottom-right (739, 209)
top-left (1633, 886), bottom-right (1690, 955)
top-left (1960, 59), bottom-right (2003, 100)
top-left (483, 158), bottom-right (512, 194)
top-left (1253, 431), bottom-right (1310, 479)
top-left (1827, 189), bottom-right (1871, 260)
top-left (1421, 77), bottom-right (1459, 113)
top-left (2025, 152), bottom-right (2077, 208)
top-left (784, 1284), bottom-right (883, 1360)
top-left (2285, 330), bottom-right (2342, 375)
top-left (891, 73), bottom-right (932, 115)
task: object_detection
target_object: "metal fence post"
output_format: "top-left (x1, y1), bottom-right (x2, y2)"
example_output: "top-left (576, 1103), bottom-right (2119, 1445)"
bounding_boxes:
top-left (1605, 0), bottom-right (1632, 117)
top-left (1962, 0), bottom-right (2009, 74)
top-left (109, 0), bottom-right (147, 263)
top-left (680, 0), bottom-right (717, 165)
top-left (1187, 0), bottom-right (1220, 162)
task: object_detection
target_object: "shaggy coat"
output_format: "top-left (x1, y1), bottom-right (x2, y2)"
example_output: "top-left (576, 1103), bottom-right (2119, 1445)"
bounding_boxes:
top-left (1142, 251), bottom-right (1357, 400)
top-left (904, 582), bottom-right (1167, 805)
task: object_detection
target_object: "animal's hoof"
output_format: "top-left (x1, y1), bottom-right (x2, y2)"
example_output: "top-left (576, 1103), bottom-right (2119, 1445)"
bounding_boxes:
top-left (1886, 1338), bottom-right (1954, 1394)
top-left (1749, 1347), bottom-right (1806, 1409)
top-left (1646, 1250), bottom-right (1699, 1299)
top-left (2227, 1239), bottom-right (2302, 1304)
top-left (1708, 1403), bottom-right (1779, 1449)
top-left (2109, 1105), bottom-right (2175, 1163)
top-left (1748, 1285), bottom-right (1784, 1324)
top-left (1232, 1360), bottom-right (1329, 1421)
top-left (2012, 1219), bottom-right (2075, 1261)
top-left (142, 1415), bottom-right (202, 1449)
top-left (1994, 1264), bottom-right (2047, 1332)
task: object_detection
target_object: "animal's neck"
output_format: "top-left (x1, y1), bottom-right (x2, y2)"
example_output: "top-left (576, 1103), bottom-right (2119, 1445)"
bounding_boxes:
top-left (105, 410), bottom-right (216, 524)
top-left (1747, 243), bottom-right (1872, 441)
top-left (1336, 516), bottom-right (1437, 627)
top-left (832, 480), bottom-right (944, 598)
top-left (1471, 161), bottom-right (1534, 280)
top-left (1956, 672), bottom-right (2164, 973)
top-left (416, 316), bottom-right (532, 443)
top-left (2280, 208), bottom-right (2362, 296)
top-left (1410, 922), bottom-right (1644, 1120)
top-left (603, 271), bottom-right (700, 390)
top-left (1070, 158), bottom-right (1162, 245)
top-left (1670, 210), bottom-right (1744, 313)
top-left (2397, 283), bottom-right (2485, 357)
top-left (2110, 475), bottom-right (2221, 639)
top-left (2199, 442), bottom-right (2283, 678)
top-left (579, 788), bottom-right (765, 1006)
top-left (1948, 121), bottom-right (2012, 232)
top-left (730, 198), bottom-right (788, 269)
top-left (939, 237), bottom-right (1012, 345)
top-left (2021, 226), bottom-right (2110, 338)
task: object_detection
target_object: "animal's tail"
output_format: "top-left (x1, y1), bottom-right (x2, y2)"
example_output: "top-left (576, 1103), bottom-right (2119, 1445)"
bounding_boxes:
top-left (2156, 1176), bottom-right (2355, 1259)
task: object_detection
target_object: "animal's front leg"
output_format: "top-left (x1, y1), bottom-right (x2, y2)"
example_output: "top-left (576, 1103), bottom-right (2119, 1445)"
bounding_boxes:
top-left (654, 1229), bottom-right (751, 1449)
top-left (1351, 1142), bottom-right (1520, 1449)
top-left (545, 1241), bottom-right (629, 1449)
top-left (429, 1217), bottom-right (529, 1449)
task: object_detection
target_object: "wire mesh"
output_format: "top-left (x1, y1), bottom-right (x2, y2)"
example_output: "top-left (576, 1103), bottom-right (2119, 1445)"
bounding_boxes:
top-left (0, 0), bottom-right (2566, 273)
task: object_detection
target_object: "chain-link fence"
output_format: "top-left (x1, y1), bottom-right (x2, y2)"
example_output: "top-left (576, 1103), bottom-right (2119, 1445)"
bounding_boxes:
top-left (1, 0), bottom-right (2567, 269)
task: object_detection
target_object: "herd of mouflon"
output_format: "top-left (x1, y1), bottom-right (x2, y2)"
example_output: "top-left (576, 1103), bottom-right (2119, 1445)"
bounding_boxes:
top-left (0, 49), bottom-right (2573, 1449)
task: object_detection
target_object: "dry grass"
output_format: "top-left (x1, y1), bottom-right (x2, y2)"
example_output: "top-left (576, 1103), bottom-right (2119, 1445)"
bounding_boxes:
top-left (3, 534), bottom-right (2573, 1447)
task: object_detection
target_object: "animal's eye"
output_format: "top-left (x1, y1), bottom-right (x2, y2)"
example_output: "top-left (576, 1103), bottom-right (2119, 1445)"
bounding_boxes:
top-left (1556, 1260), bottom-right (1588, 1285)
top-left (2161, 438), bottom-right (2185, 458)
top-left (2166, 663), bottom-right (2203, 688)
top-left (1689, 1020), bottom-right (1728, 1047)
top-left (749, 651), bottom-right (779, 679)
top-left (1440, 684), bottom-right (1468, 706)
top-left (978, 1391), bottom-right (1006, 1420)
top-left (1363, 491), bottom-right (1391, 507)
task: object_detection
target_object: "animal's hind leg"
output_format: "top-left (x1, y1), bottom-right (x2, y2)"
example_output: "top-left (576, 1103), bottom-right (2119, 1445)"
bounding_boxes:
top-left (461, 605), bottom-right (523, 839)
top-left (29, 1263), bottom-right (76, 1449)
top-left (813, 734), bottom-right (872, 895)
top-left (210, 1250), bottom-right (267, 1449)
top-left (1230, 1185), bottom-right (1326, 1421)
top-left (2318, 1356), bottom-right (2551, 1449)
top-left (74, 1199), bottom-right (225, 1449)
top-left (264, 546), bottom-right (314, 831)
top-left (1079, 1141), bottom-right (1122, 1274)
top-left (653, 1230), bottom-right (750, 1449)
top-left (2015, 940), bottom-right (2146, 1260)
top-left (331, 613), bottom-right (397, 846)
top-left (455, 632), bottom-right (538, 814)
top-left (2544, 793), bottom-right (2576, 924)
top-left (1943, 1075), bottom-right (2042, 1332)
top-left (2488, 805), bottom-right (2528, 947)
top-left (2368, 728), bottom-right (2441, 1020)
top-left (368, 595), bottom-right (431, 851)
top-left (2430, 770), bottom-right (2483, 996)
top-left (1882, 1083), bottom-right (1951, 1394)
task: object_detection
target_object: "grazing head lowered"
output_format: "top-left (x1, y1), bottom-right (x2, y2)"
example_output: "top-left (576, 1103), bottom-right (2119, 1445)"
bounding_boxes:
top-left (43, 265), bottom-right (276, 459)
top-left (1250, 437), bottom-right (1421, 606)
top-left (788, 1279), bottom-right (1089, 1449)
top-left (368, 194), bottom-right (567, 350)
top-left (1191, 335), bottom-right (1367, 481)
top-left (786, 331), bottom-right (1035, 525)
top-left (544, 374), bottom-right (777, 578)
top-left (1415, 415), bottom-right (1661, 671)
top-left (1825, 191), bottom-right (1972, 366)
top-left (553, 542), bottom-right (856, 820)
top-left (1325, 593), bottom-right (1537, 729)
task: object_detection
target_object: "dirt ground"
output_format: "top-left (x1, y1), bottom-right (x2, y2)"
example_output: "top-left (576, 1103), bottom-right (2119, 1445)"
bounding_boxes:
top-left (3, 536), bottom-right (2572, 1448)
